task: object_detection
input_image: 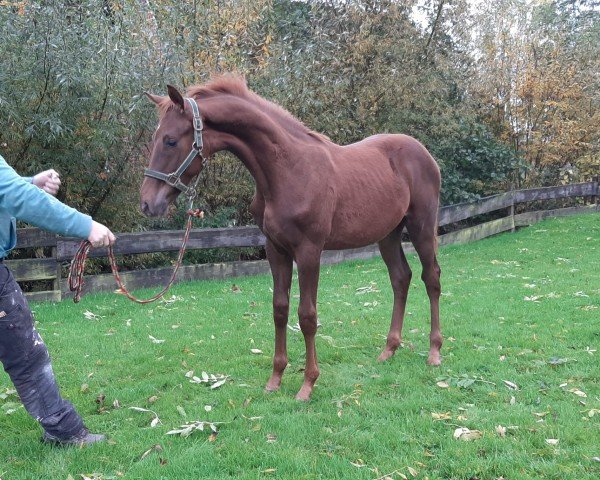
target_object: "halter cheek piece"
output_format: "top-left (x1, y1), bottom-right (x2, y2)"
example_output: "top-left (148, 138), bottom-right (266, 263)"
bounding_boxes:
top-left (144, 97), bottom-right (207, 202)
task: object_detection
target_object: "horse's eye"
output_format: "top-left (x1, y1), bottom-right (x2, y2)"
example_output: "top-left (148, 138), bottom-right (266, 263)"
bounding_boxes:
top-left (165, 139), bottom-right (177, 147)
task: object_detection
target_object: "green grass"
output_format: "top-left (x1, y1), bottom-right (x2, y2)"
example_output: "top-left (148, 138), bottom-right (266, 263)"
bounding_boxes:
top-left (1, 214), bottom-right (598, 480)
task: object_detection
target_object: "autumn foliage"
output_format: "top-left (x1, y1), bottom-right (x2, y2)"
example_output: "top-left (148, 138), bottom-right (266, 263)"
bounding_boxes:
top-left (0, 1), bottom-right (597, 231)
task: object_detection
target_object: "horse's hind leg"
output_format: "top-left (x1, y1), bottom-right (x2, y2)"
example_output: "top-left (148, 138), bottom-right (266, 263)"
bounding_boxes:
top-left (406, 212), bottom-right (442, 366)
top-left (377, 224), bottom-right (412, 362)
top-left (265, 240), bottom-right (293, 392)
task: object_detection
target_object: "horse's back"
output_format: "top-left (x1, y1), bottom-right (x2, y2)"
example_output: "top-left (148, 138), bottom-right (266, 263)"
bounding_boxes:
top-left (341, 133), bottom-right (440, 194)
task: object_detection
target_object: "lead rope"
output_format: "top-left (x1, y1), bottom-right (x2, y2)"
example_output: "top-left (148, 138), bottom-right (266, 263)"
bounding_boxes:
top-left (68, 208), bottom-right (204, 304)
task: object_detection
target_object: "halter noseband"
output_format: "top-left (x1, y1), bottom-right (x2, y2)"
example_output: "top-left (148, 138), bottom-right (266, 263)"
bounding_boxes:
top-left (144, 97), bottom-right (207, 202)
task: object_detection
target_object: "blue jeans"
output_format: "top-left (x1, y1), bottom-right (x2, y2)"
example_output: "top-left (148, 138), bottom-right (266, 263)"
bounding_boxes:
top-left (0, 263), bottom-right (84, 439)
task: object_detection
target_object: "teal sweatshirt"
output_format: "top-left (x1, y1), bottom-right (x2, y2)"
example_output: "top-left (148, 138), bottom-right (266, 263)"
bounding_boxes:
top-left (0, 154), bottom-right (92, 258)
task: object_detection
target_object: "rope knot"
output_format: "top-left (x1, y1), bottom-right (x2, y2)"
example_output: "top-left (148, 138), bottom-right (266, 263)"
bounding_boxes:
top-left (187, 208), bottom-right (205, 219)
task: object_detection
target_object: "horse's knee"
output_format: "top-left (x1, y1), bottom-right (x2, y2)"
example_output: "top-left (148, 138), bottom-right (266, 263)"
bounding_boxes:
top-left (298, 306), bottom-right (317, 336)
top-left (305, 365), bottom-right (320, 383)
top-left (430, 331), bottom-right (443, 349)
top-left (273, 298), bottom-right (289, 326)
top-left (391, 268), bottom-right (412, 293)
top-left (273, 353), bottom-right (288, 372)
top-left (421, 268), bottom-right (441, 297)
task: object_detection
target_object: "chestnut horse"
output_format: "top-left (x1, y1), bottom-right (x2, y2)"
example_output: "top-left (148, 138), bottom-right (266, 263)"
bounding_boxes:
top-left (140, 76), bottom-right (442, 401)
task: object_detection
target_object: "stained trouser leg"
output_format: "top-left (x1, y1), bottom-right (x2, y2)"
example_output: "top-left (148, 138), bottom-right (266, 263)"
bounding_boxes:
top-left (0, 265), bottom-right (84, 439)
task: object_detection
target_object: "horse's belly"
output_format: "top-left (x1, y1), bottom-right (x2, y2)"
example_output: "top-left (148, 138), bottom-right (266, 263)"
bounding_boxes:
top-left (325, 204), bottom-right (407, 250)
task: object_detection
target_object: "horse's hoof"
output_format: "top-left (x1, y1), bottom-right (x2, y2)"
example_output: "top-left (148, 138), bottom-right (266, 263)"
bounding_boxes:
top-left (265, 381), bottom-right (281, 393)
top-left (377, 349), bottom-right (396, 362)
top-left (427, 356), bottom-right (442, 366)
top-left (295, 385), bottom-right (313, 402)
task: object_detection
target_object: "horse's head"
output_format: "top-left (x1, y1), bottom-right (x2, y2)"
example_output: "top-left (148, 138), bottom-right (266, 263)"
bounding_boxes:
top-left (140, 85), bottom-right (207, 217)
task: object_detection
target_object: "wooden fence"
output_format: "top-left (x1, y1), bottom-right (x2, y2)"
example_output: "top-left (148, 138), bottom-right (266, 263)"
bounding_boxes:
top-left (7, 181), bottom-right (599, 302)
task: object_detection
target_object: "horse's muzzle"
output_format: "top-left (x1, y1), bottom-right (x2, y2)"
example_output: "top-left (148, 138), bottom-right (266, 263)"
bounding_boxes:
top-left (140, 200), bottom-right (168, 217)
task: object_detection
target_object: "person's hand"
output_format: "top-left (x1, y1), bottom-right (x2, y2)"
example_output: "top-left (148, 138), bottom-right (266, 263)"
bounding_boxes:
top-left (88, 221), bottom-right (116, 248)
top-left (32, 169), bottom-right (61, 196)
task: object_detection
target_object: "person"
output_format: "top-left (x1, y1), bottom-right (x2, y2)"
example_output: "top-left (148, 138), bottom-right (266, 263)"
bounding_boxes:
top-left (0, 153), bottom-right (115, 446)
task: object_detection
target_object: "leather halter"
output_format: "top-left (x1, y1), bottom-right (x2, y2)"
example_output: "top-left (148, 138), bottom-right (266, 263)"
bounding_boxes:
top-left (144, 97), bottom-right (207, 202)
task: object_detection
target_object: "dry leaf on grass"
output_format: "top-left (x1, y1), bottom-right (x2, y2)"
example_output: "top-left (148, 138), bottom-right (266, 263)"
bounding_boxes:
top-left (453, 427), bottom-right (483, 441)
top-left (129, 406), bottom-right (161, 428)
top-left (189, 371), bottom-right (229, 389)
top-left (568, 387), bottom-right (587, 398)
top-left (83, 310), bottom-right (102, 320)
top-left (503, 380), bottom-right (519, 390)
top-left (431, 412), bottom-right (452, 421)
top-left (140, 444), bottom-right (163, 460)
top-left (166, 420), bottom-right (222, 437)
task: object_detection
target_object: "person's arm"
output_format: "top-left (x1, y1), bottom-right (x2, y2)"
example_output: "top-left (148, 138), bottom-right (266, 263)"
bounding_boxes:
top-left (0, 155), bottom-right (92, 239)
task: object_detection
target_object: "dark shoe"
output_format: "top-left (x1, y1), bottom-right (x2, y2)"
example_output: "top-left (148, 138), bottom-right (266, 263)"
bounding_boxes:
top-left (42, 427), bottom-right (106, 446)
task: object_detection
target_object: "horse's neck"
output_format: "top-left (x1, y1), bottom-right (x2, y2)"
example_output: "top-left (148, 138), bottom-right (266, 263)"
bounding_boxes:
top-left (208, 100), bottom-right (306, 199)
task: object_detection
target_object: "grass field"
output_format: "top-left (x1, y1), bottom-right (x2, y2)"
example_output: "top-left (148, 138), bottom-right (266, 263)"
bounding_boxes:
top-left (0, 214), bottom-right (598, 480)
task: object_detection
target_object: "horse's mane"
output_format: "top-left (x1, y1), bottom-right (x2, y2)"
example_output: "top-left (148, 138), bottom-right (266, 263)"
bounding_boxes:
top-left (186, 75), bottom-right (330, 143)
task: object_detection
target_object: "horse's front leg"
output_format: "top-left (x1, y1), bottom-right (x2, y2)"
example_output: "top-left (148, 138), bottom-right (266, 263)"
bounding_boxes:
top-left (265, 240), bottom-right (293, 392)
top-left (294, 246), bottom-right (322, 401)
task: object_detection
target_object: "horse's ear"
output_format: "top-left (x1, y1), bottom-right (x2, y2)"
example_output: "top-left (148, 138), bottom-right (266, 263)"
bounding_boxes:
top-left (167, 85), bottom-right (185, 110)
top-left (145, 92), bottom-right (164, 105)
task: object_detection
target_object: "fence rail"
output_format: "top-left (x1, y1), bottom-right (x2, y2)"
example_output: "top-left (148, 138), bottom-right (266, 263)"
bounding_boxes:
top-left (7, 181), bottom-right (598, 302)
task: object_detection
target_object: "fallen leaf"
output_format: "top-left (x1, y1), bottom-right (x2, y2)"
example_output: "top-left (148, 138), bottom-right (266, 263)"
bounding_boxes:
top-left (431, 412), bottom-right (452, 421)
top-left (83, 310), bottom-right (102, 320)
top-left (495, 425), bottom-right (507, 437)
top-left (140, 444), bottom-right (163, 460)
top-left (149, 335), bottom-right (165, 344)
top-left (547, 357), bottom-right (568, 366)
top-left (436, 381), bottom-right (450, 389)
top-left (545, 438), bottom-right (559, 446)
top-left (1, 402), bottom-right (22, 415)
top-left (533, 411), bottom-right (549, 418)
top-left (250, 349), bottom-right (263, 354)
top-left (211, 378), bottom-right (228, 389)
top-left (503, 380), bottom-right (519, 390)
top-left (453, 427), bottom-right (483, 441)
top-left (568, 388), bottom-right (587, 398)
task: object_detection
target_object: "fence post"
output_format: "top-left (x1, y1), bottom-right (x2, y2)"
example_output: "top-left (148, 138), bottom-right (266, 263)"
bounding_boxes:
top-left (52, 240), bottom-right (62, 302)
top-left (510, 187), bottom-right (516, 232)
top-left (593, 175), bottom-right (599, 211)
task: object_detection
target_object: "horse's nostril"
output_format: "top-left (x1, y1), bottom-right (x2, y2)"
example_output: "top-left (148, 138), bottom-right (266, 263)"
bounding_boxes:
top-left (141, 201), bottom-right (150, 216)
